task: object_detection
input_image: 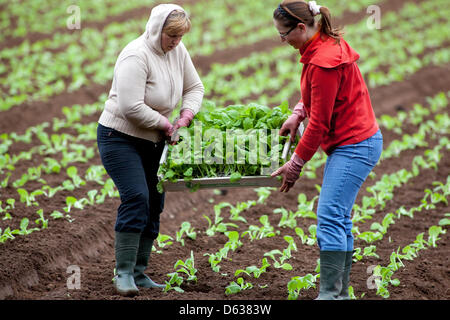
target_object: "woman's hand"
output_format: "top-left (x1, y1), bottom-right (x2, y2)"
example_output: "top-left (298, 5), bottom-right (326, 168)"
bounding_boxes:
top-left (173, 109), bottom-right (194, 131)
top-left (170, 109), bottom-right (195, 144)
top-left (271, 153), bottom-right (305, 192)
top-left (159, 115), bottom-right (174, 139)
top-left (279, 102), bottom-right (307, 142)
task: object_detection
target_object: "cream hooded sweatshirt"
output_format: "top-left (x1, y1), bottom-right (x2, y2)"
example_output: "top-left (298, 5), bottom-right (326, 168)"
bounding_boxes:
top-left (98, 4), bottom-right (204, 142)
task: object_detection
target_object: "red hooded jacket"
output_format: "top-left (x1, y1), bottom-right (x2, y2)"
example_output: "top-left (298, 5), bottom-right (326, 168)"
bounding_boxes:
top-left (294, 33), bottom-right (379, 161)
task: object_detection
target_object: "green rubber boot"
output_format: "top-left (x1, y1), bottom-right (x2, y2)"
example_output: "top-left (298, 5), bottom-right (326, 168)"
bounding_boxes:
top-left (337, 251), bottom-right (353, 300)
top-left (114, 232), bottom-right (140, 296)
top-left (316, 251), bottom-right (347, 300)
top-left (133, 234), bottom-right (165, 289)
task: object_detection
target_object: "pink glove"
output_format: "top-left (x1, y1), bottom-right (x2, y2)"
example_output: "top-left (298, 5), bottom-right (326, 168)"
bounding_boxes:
top-left (279, 102), bottom-right (307, 142)
top-left (169, 109), bottom-right (194, 145)
top-left (159, 115), bottom-right (174, 138)
top-left (173, 109), bottom-right (195, 131)
top-left (271, 153), bottom-right (305, 192)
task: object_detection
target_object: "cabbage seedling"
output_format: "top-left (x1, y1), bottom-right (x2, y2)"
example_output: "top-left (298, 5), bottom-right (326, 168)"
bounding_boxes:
top-left (174, 250), bottom-right (197, 283)
top-left (225, 277), bottom-right (253, 295)
top-left (156, 234), bottom-right (174, 249)
top-left (35, 209), bottom-right (48, 229)
top-left (164, 272), bottom-right (184, 293)
top-left (176, 221), bottom-right (197, 246)
top-left (287, 274), bottom-right (318, 300)
top-left (234, 257), bottom-right (271, 279)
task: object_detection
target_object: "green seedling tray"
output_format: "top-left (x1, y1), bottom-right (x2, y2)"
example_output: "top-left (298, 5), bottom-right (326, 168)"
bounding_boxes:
top-left (158, 123), bottom-right (304, 192)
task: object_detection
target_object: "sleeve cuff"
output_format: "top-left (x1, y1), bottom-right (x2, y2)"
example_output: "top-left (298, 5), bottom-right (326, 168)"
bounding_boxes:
top-left (157, 115), bottom-right (170, 131)
top-left (180, 108), bottom-right (195, 119)
top-left (294, 140), bottom-right (318, 162)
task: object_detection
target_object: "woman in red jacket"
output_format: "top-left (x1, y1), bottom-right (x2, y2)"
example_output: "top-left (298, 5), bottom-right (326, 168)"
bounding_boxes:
top-left (271, 0), bottom-right (383, 300)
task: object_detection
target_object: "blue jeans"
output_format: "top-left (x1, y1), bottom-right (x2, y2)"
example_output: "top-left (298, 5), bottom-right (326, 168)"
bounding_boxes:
top-left (97, 123), bottom-right (165, 239)
top-left (316, 130), bottom-right (383, 252)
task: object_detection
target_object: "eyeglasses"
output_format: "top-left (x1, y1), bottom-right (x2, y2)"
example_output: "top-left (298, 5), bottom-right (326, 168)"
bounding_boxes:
top-left (279, 25), bottom-right (297, 39)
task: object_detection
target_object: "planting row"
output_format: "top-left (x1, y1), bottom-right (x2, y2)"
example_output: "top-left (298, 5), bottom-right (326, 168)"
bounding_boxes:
top-left (0, 0), bottom-right (157, 43)
top-left (0, 0), bottom-right (387, 110)
top-left (156, 172), bottom-right (449, 298)
top-left (1, 91), bottom-right (447, 187)
top-left (0, 91), bottom-right (447, 246)
top-left (200, 0), bottom-right (450, 106)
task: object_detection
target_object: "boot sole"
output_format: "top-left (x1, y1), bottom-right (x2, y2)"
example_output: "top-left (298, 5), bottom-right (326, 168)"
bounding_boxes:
top-left (115, 287), bottom-right (139, 297)
top-left (135, 283), bottom-right (165, 289)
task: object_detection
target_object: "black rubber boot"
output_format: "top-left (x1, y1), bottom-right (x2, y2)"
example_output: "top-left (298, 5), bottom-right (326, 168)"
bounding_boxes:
top-left (316, 251), bottom-right (347, 300)
top-left (133, 234), bottom-right (165, 289)
top-left (114, 232), bottom-right (140, 296)
top-left (337, 251), bottom-right (353, 300)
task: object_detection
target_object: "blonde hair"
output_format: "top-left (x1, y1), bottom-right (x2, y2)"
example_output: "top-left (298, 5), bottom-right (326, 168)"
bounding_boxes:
top-left (162, 10), bottom-right (191, 35)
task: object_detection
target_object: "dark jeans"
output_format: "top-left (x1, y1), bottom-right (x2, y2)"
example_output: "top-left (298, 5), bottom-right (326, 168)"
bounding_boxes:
top-left (97, 123), bottom-right (165, 239)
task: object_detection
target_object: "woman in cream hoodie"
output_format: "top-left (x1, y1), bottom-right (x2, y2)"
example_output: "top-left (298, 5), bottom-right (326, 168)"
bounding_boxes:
top-left (97, 4), bottom-right (204, 296)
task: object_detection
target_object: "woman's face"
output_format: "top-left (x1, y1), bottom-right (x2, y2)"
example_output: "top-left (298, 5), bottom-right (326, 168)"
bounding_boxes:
top-left (161, 32), bottom-right (184, 53)
top-left (273, 19), bottom-right (307, 50)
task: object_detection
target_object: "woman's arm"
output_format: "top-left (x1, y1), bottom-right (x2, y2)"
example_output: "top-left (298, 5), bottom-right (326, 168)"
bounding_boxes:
top-left (180, 52), bottom-right (204, 115)
top-left (116, 55), bottom-right (168, 130)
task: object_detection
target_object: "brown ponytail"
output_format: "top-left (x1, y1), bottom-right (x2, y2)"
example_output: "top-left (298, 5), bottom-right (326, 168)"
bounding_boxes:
top-left (274, 0), bottom-right (343, 43)
top-left (317, 6), bottom-right (342, 42)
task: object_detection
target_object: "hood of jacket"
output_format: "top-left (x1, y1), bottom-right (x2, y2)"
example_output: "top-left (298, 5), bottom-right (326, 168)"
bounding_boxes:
top-left (144, 3), bottom-right (186, 56)
top-left (299, 33), bottom-right (360, 68)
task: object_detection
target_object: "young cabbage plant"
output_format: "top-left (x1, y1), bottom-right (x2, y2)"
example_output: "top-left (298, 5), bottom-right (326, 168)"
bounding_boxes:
top-left (229, 200), bottom-right (255, 223)
top-left (294, 225), bottom-right (317, 246)
top-left (17, 188), bottom-right (41, 207)
top-left (352, 245), bottom-right (379, 262)
top-left (164, 272), bottom-right (184, 293)
top-left (174, 250), bottom-right (197, 283)
top-left (64, 196), bottom-right (85, 213)
top-left (11, 217), bottom-right (39, 236)
top-left (0, 172), bottom-right (11, 188)
top-left (85, 165), bottom-right (107, 185)
top-left (176, 221), bottom-right (197, 246)
top-left (254, 187), bottom-right (275, 204)
top-left (287, 274), bottom-right (318, 300)
top-left (225, 277), bottom-right (253, 295)
top-left (427, 225), bottom-right (446, 248)
top-left (203, 213), bottom-right (238, 237)
top-left (242, 215), bottom-right (278, 241)
top-left (438, 213), bottom-right (450, 227)
top-left (42, 185), bottom-right (64, 198)
top-left (156, 233), bottom-right (174, 251)
top-left (66, 166), bottom-right (86, 188)
top-left (234, 257), bottom-right (271, 279)
top-left (357, 231), bottom-right (383, 244)
top-left (35, 209), bottom-right (48, 229)
top-left (204, 231), bottom-right (242, 273)
top-left (263, 249), bottom-right (292, 271)
top-left (0, 227), bottom-right (15, 243)
top-left (274, 207), bottom-right (297, 229)
top-left (50, 210), bottom-right (73, 222)
top-left (296, 194), bottom-right (318, 219)
top-left (370, 213), bottom-right (396, 234)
